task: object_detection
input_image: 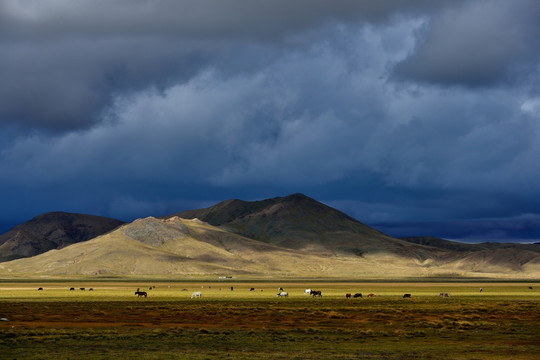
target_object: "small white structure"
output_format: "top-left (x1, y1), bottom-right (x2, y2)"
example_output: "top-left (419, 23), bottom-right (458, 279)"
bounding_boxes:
top-left (191, 291), bottom-right (202, 299)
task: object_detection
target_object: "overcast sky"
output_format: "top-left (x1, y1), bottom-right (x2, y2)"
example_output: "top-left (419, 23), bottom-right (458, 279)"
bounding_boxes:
top-left (1, 0), bottom-right (540, 243)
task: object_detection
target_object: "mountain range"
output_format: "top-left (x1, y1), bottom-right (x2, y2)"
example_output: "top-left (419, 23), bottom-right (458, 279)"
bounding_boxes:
top-left (0, 194), bottom-right (539, 278)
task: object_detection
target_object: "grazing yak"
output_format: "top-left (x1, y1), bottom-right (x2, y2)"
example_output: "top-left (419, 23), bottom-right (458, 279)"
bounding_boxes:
top-left (304, 289), bottom-right (312, 294)
top-left (135, 291), bottom-right (147, 298)
top-left (276, 291), bottom-right (288, 297)
top-left (345, 293), bottom-right (352, 298)
top-left (439, 292), bottom-right (450, 297)
top-left (191, 291), bottom-right (202, 299)
top-left (403, 293), bottom-right (411, 298)
top-left (353, 293), bottom-right (363, 298)
top-left (366, 293), bottom-right (374, 298)
top-left (310, 290), bottom-right (322, 297)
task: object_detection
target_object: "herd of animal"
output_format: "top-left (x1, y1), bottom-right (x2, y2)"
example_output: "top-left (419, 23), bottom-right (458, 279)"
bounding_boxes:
top-left (190, 288), bottom-right (415, 299)
top-left (34, 285), bottom-right (535, 299)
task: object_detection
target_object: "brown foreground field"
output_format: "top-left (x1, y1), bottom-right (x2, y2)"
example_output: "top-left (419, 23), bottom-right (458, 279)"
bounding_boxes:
top-left (1, 281), bottom-right (539, 359)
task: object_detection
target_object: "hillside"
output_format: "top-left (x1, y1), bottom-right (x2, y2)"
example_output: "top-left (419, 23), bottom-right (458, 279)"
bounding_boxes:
top-left (402, 236), bottom-right (540, 254)
top-left (1, 215), bottom-right (539, 278)
top-left (0, 212), bottom-right (125, 262)
top-left (171, 193), bottom-right (440, 259)
top-left (401, 236), bottom-right (540, 273)
top-left (0, 216), bottom-right (420, 278)
top-left (1, 195), bottom-right (539, 278)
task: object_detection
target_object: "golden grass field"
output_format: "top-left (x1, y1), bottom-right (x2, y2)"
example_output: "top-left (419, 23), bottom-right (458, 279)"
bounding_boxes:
top-left (1, 280), bottom-right (539, 359)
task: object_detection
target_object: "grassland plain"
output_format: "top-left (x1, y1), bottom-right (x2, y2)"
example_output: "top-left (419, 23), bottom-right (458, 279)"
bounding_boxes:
top-left (0, 281), bottom-right (539, 359)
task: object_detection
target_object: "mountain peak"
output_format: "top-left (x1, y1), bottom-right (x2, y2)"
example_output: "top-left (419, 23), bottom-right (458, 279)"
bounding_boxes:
top-left (172, 193), bottom-right (392, 253)
top-left (121, 216), bottom-right (190, 247)
top-left (0, 212), bottom-right (125, 262)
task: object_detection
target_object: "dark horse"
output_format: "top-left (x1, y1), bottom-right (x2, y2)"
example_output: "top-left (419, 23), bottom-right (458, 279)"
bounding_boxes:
top-left (135, 291), bottom-right (147, 298)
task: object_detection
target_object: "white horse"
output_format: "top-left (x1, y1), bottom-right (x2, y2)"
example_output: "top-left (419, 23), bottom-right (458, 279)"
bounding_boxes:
top-left (304, 289), bottom-right (312, 294)
top-left (276, 291), bottom-right (288, 297)
top-left (191, 291), bottom-right (202, 299)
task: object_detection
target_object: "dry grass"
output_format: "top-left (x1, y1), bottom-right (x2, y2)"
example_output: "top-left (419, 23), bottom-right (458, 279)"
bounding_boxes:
top-left (1, 281), bottom-right (539, 359)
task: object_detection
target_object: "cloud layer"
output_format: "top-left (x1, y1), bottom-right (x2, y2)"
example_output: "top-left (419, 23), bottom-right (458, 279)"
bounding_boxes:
top-left (1, 0), bottom-right (540, 242)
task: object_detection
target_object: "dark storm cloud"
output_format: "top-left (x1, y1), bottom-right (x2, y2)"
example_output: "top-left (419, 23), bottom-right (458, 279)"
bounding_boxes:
top-left (0, 34), bottom-right (213, 131)
top-left (393, 0), bottom-right (540, 87)
top-left (0, 0), bottom-right (453, 132)
top-left (0, 0), bottom-right (452, 39)
top-left (1, 1), bottom-right (540, 243)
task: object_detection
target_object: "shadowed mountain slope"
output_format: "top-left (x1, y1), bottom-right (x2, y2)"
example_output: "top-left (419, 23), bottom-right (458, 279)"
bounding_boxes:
top-left (0, 216), bottom-right (413, 277)
top-left (401, 236), bottom-right (540, 272)
top-left (171, 193), bottom-right (435, 258)
top-left (0, 212), bottom-right (125, 262)
top-left (1, 195), bottom-right (540, 278)
top-left (402, 236), bottom-right (540, 253)
top-left (2, 215), bottom-right (539, 278)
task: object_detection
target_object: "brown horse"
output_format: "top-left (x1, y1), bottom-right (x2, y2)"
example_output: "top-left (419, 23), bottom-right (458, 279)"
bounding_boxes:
top-left (135, 291), bottom-right (147, 298)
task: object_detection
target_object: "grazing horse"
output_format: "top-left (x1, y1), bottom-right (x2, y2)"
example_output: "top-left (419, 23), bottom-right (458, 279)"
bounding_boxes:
top-left (276, 292), bottom-right (288, 297)
top-left (310, 290), bottom-right (322, 297)
top-left (366, 293), bottom-right (374, 298)
top-left (191, 291), bottom-right (202, 299)
top-left (353, 293), bottom-right (362, 298)
top-left (345, 293), bottom-right (352, 299)
top-left (135, 291), bottom-right (147, 298)
top-left (403, 293), bottom-right (411, 298)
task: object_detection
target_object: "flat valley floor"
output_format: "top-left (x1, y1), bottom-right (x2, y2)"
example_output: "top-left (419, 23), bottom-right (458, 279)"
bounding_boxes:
top-left (1, 281), bottom-right (539, 359)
